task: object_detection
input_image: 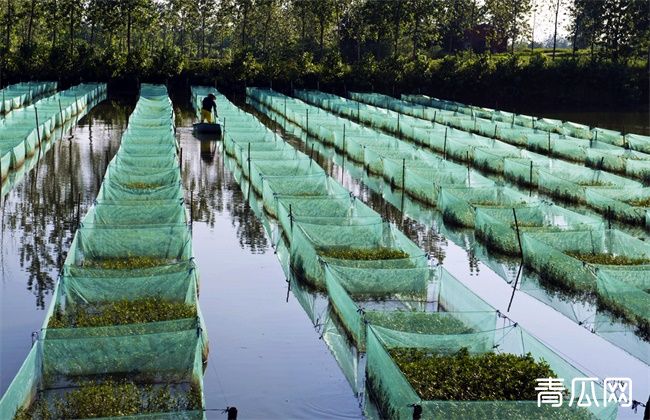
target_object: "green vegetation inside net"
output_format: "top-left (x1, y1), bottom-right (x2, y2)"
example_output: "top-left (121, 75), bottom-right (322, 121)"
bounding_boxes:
top-left (81, 256), bottom-right (175, 270)
top-left (123, 182), bottom-right (164, 190)
top-left (472, 199), bottom-right (528, 206)
top-left (574, 180), bottom-right (614, 187)
top-left (14, 378), bottom-right (201, 420)
top-left (624, 197), bottom-right (650, 207)
top-left (565, 252), bottom-right (650, 266)
top-left (388, 347), bottom-right (559, 401)
top-left (48, 298), bottom-right (196, 329)
top-left (318, 247), bottom-right (410, 260)
top-left (365, 311), bottom-right (474, 335)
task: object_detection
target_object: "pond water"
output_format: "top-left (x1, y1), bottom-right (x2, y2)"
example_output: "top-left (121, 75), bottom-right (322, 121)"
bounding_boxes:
top-left (540, 110), bottom-right (649, 136)
top-left (0, 91), bottom-right (648, 419)
top-left (512, 107), bottom-right (649, 136)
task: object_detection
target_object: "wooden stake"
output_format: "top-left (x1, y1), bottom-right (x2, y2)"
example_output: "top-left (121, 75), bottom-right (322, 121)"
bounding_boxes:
top-left (34, 107), bottom-right (43, 161)
top-left (247, 142), bottom-right (251, 178)
top-left (289, 204), bottom-right (293, 233)
top-left (607, 206), bottom-right (612, 229)
top-left (401, 158), bottom-right (406, 213)
top-left (309, 143), bottom-right (315, 166)
top-left (512, 208), bottom-right (523, 256)
top-left (443, 128), bottom-right (448, 159)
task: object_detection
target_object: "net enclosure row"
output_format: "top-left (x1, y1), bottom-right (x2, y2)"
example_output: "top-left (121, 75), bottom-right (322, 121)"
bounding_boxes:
top-left (358, 91), bottom-right (650, 186)
top-left (201, 86), bottom-right (618, 419)
top-left (0, 84), bottom-right (208, 420)
top-left (401, 93), bottom-right (650, 154)
top-left (1, 83), bottom-right (107, 182)
top-left (295, 90), bottom-right (649, 230)
top-left (0, 82), bottom-right (57, 114)
top-left (247, 87), bottom-right (649, 367)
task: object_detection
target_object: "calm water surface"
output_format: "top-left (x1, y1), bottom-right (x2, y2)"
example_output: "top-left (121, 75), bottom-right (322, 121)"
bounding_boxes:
top-left (0, 92), bottom-right (648, 419)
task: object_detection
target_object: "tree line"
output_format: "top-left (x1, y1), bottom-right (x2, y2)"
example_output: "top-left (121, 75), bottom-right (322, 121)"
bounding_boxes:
top-left (1, 0), bottom-right (648, 108)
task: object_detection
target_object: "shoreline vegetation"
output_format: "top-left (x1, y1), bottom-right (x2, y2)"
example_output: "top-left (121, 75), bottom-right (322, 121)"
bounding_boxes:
top-left (0, 1), bottom-right (647, 112)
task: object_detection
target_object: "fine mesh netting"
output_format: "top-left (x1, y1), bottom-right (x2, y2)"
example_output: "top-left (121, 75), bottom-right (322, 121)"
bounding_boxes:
top-left (1, 83), bottom-right (106, 181)
top-left (247, 85), bottom-right (649, 369)
top-left (475, 203), bottom-right (604, 256)
top-left (366, 324), bottom-right (615, 420)
top-left (522, 228), bottom-right (650, 341)
top-left (402, 93), bottom-right (650, 154)
top-left (237, 87), bottom-right (626, 418)
top-left (291, 90), bottom-right (645, 225)
top-left (0, 82), bottom-right (57, 114)
top-left (0, 84), bottom-right (207, 420)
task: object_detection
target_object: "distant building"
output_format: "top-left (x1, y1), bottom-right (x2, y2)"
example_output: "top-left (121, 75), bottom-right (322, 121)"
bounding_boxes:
top-left (464, 24), bottom-right (508, 53)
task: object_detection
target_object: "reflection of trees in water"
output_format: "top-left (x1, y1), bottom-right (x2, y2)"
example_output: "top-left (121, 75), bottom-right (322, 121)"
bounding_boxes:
top-left (181, 135), bottom-right (269, 254)
top-left (1, 108), bottom-right (127, 309)
top-left (227, 179), bottom-right (270, 254)
top-left (183, 148), bottom-right (223, 229)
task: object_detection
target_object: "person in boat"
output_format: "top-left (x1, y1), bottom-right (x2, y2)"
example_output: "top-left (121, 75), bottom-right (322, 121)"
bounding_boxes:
top-left (201, 93), bottom-right (217, 123)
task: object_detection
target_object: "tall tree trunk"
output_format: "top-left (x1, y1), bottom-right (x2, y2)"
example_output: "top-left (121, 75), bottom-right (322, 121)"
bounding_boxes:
top-left (90, 20), bottom-right (95, 45)
top-left (319, 16), bottom-right (325, 61)
top-left (300, 4), bottom-right (306, 52)
top-left (412, 15), bottom-right (419, 60)
top-left (5, 0), bottom-right (11, 53)
top-left (571, 17), bottom-right (578, 57)
top-left (180, 13), bottom-right (185, 55)
top-left (511, 0), bottom-right (518, 54)
top-left (127, 8), bottom-right (132, 59)
top-left (69, 3), bottom-right (74, 56)
top-left (27, 0), bottom-right (36, 47)
top-left (201, 12), bottom-right (206, 59)
top-left (241, 2), bottom-right (249, 51)
top-left (334, 0), bottom-right (341, 41)
top-left (51, 0), bottom-right (57, 49)
top-left (448, 0), bottom-right (457, 52)
top-left (530, 1), bottom-right (535, 53)
top-left (552, 0), bottom-right (561, 59)
top-left (393, 0), bottom-right (402, 60)
top-left (261, 1), bottom-right (273, 57)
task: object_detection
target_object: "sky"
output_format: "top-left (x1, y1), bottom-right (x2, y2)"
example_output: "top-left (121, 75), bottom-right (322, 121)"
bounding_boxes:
top-left (529, 0), bottom-right (572, 45)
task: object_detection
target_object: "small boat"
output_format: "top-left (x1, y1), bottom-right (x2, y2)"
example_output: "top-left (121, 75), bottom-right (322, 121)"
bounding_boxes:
top-left (193, 122), bottom-right (222, 136)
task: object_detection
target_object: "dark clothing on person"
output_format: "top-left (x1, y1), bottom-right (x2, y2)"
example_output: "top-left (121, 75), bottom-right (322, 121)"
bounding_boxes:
top-left (202, 96), bottom-right (216, 112)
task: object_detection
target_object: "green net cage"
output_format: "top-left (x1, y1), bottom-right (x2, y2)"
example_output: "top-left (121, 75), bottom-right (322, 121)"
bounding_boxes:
top-left (1, 84), bottom-right (208, 419)
top-left (522, 228), bottom-right (650, 337)
top-left (0, 81), bottom-right (57, 113)
top-left (585, 187), bottom-right (650, 228)
top-left (401, 93), bottom-right (650, 155)
top-left (1, 83), bottom-right (106, 175)
top-left (437, 186), bottom-right (536, 227)
top-left (276, 194), bottom-right (381, 238)
top-left (366, 323), bottom-right (616, 420)
top-left (475, 203), bottom-right (605, 256)
top-left (325, 264), bottom-right (497, 351)
top-left (289, 220), bottom-right (428, 288)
